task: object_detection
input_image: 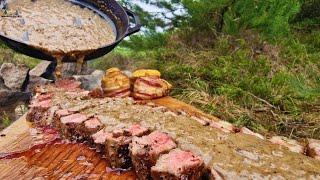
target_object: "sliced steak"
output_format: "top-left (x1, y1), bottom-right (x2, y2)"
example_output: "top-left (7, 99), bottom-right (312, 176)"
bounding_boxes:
top-left (151, 149), bottom-right (204, 180)
top-left (306, 139), bottom-right (320, 160)
top-left (58, 113), bottom-right (89, 139)
top-left (209, 120), bottom-right (237, 133)
top-left (67, 102), bottom-right (95, 113)
top-left (191, 116), bottom-right (210, 126)
top-left (65, 90), bottom-right (90, 100)
top-left (53, 109), bottom-right (71, 128)
top-left (75, 117), bottom-right (105, 141)
top-left (126, 124), bottom-right (150, 137)
top-left (35, 93), bottom-right (54, 102)
top-left (55, 78), bottom-right (81, 90)
top-left (209, 168), bottom-right (224, 180)
top-left (105, 124), bottom-right (150, 169)
top-left (269, 136), bottom-right (305, 154)
top-left (105, 128), bottom-right (133, 169)
top-left (240, 127), bottom-right (265, 140)
top-left (130, 131), bottom-right (177, 180)
top-left (92, 128), bottom-right (112, 153)
top-left (26, 93), bottom-right (54, 125)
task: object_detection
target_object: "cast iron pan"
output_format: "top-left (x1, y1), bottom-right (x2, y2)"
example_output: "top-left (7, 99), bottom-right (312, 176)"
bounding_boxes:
top-left (0, 0), bottom-right (141, 62)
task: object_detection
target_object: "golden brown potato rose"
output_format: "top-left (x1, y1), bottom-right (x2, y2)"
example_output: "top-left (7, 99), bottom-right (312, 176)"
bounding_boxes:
top-left (101, 68), bottom-right (131, 98)
top-left (132, 69), bottom-right (161, 79)
top-left (133, 76), bottom-right (172, 100)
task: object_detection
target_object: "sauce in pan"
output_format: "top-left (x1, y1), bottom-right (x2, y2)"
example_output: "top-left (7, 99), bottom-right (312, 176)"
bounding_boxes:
top-left (0, 0), bottom-right (116, 53)
top-left (0, 0), bottom-right (117, 76)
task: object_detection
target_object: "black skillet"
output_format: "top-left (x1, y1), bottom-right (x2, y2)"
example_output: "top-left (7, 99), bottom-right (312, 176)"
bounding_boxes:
top-left (0, 0), bottom-right (141, 62)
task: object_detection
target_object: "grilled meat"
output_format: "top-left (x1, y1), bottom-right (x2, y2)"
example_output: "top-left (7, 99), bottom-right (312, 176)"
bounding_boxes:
top-left (130, 131), bottom-right (177, 179)
top-left (133, 76), bottom-right (172, 100)
top-left (25, 82), bottom-right (320, 179)
top-left (151, 149), bottom-right (205, 180)
top-left (269, 136), bottom-right (305, 154)
top-left (26, 92), bottom-right (54, 126)
top-left (58, 113), bottom-right (89, 139)
top-left (75, 117), bottom-right (105, 141)
top-left (105, 124), bottom-right (150, 169)
top-left (240, 127), bottom-right (265, 140)
top-left (306, 139), bottom-right (320, 160)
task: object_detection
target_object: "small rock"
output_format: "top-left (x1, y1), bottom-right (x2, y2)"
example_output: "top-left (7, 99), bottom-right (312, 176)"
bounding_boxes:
top-left (29, 61), bottom-right (52, 77)
top-left (73, 70), bottom-right (104, 90)
top-left (91, 69), bottom-right (104, 77)
top-left (27, 75), bottom-right (52, 92)
top-left (0, 77), bottom-right (9, 90)
top-left (0, 89), bottom-right (31, 106)
top-left (0, 63), bottom-right (29, 91)
top-left (60, 63), bottom-right (76, 77)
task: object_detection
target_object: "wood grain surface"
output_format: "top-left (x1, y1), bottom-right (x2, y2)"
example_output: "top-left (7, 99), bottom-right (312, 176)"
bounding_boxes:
top-left (0, 97), bottom-right (214, 179)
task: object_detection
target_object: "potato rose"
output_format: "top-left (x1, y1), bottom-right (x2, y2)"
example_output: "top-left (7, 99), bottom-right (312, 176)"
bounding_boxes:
top-left (101, 68), bottom-right (130, 98)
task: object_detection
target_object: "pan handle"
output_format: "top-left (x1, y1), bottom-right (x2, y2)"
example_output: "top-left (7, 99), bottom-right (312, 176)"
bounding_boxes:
top-left (124, 7), bottom-right (142, 37)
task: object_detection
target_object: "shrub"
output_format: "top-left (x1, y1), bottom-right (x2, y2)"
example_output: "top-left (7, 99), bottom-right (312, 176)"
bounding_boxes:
top-left (224, 0), bottom-right (301, 38)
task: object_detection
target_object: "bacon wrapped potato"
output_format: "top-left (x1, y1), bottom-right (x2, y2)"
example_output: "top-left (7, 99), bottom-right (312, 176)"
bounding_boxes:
top-left (101, 68), bottom-right (131, 98)
top-left (133, 76), bottom-right (172, 100)
top-left (132, 69), bottom-right (161, 79)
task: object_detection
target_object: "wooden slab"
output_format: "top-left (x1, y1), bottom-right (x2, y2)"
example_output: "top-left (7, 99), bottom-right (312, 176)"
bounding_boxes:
top-left (0, 97), bottom-right (215, 179)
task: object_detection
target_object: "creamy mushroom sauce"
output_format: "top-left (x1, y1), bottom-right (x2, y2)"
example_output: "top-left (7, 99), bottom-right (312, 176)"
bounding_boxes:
top-left (0, 0), bottom-right (116, 53)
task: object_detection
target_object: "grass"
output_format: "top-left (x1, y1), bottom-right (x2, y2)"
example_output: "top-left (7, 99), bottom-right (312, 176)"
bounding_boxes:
top-left (92, 30), bottom-right (320, 140)
top-left (0, 43), bottom-right (40, 68)
top-left (0, 104), bottom-right (28, 130)
top-left (0, 112), bottom-right (12, 129)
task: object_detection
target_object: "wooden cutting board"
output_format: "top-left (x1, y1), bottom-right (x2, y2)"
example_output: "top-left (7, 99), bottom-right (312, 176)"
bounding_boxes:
top-left (0, 97), bottom-right (217, 179)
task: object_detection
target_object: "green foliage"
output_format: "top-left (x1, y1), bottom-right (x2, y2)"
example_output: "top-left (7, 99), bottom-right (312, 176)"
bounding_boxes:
top-left (120, 32), bottom-right (168, 51)
top-left (294, 0), bottom-right (320, 22)
top-left (224, 0), bottom-right (301, 38)
top-left (1, 112), bottom-right (12, 128)
top-left (0, 42), bottom-right (40, 67)
top-left (120, 0), bottom-right (308, 40)
top-left (182, 0), bottom-right (231, 32)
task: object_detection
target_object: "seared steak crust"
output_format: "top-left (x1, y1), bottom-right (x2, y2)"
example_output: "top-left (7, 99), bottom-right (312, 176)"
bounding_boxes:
top-left (151, 149), bottom-right (204, 180)
top-left (130, 131), bottom-right (177, 180)
top-left (57, 113), bottom-right (89, 139)
top-left (306, 139), bottom-right (320, 160)
top-left (106, 124), bottom-right (150, 169)
top-left (26, 93), bottom-right (54, 126)
top-left (25, 82), bottom-right (320, 179)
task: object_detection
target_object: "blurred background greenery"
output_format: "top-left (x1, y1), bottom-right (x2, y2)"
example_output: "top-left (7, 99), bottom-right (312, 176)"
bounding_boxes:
top-left (1, 0), bottom-right (319, 139)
